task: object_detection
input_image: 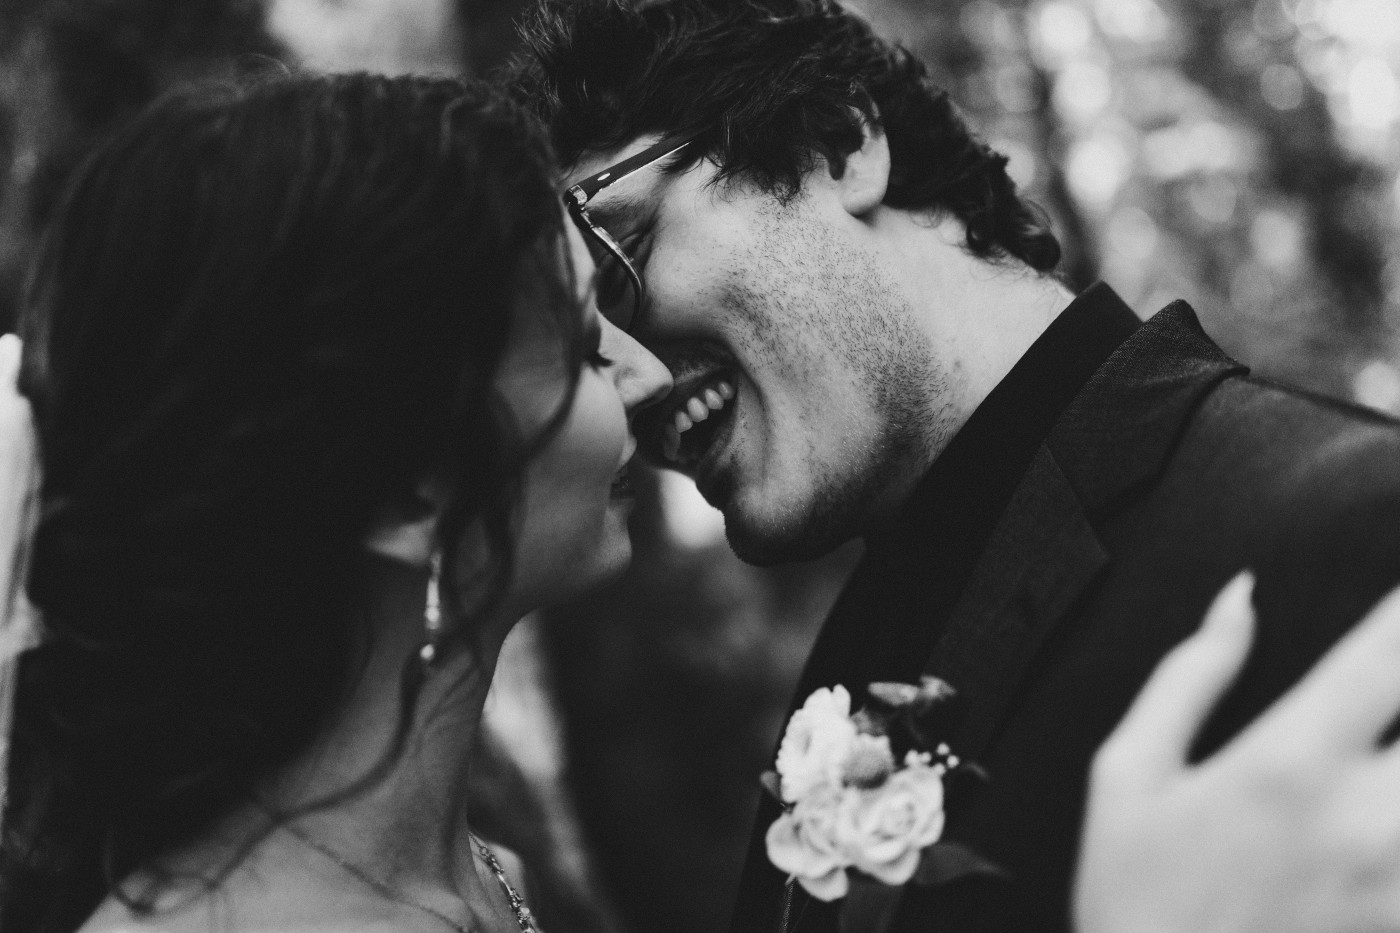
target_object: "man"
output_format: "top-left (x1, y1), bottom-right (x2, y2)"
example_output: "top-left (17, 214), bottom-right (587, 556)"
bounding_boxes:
top-left (512, 1), bottom-right (1400, 931)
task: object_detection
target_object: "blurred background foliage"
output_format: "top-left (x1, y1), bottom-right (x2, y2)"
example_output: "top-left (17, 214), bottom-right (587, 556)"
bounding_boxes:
top-left (2, 1), bottom-right (1398, 932)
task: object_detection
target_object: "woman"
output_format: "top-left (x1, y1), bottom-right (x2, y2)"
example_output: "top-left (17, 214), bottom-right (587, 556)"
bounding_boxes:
top-left (0, 71), bottom-right (669, 932)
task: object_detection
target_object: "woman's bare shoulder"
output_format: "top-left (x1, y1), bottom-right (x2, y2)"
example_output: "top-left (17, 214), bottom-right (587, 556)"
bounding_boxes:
top-left (80, 912), bottom-right (415, 933)
top-left (75, 884), bottom-right (413, 933)
top-left (83, 922), bottom-right (413, 933)
top-left (83, 921), bottom-right (414, 933)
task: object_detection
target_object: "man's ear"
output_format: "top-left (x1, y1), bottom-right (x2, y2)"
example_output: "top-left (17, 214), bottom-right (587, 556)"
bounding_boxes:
top-left (831, 115), bottom-right (890, 217)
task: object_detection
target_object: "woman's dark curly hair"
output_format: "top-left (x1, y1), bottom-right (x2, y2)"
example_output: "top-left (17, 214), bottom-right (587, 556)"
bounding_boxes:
top-left (510, 0), bottom-right (1061, 273)
top-left (0, 72), bottom-right (583, 932)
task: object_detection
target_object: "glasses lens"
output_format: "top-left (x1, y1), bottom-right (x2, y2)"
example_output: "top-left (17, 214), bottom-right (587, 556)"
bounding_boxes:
top-left (594, 249), bottom-right (640, 331)
top-left (570, 210), bottom-right (641, 331)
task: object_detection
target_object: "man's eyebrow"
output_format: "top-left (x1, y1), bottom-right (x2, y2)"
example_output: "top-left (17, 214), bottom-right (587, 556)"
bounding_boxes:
top-left (585, 187), bottom-right (649, 229)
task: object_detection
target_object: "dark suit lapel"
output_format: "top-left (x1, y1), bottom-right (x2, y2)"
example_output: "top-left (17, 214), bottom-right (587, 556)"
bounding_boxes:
top-left (759, 458), bottom-right (1112, 933)
top-left (925, 301), bottom-right (1246, 760)
top-left (925, 447), bottom-right (1107, 759)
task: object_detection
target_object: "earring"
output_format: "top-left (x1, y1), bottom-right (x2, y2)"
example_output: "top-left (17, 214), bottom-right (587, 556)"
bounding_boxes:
top-left (419, 552), bottom-right (443, 667)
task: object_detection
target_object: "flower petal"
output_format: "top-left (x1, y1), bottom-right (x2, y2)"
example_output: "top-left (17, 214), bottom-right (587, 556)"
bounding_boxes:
top-left (766, 812), bottom-right (843, 878)
top-left (796, 864), bottom-right (850, 902)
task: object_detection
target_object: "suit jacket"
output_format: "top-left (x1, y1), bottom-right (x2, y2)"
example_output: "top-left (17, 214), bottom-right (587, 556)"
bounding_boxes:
top-left (729, 299), bottom-right (1400, 933)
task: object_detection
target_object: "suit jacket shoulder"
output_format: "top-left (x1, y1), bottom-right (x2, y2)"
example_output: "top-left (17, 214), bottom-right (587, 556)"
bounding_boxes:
top-left (729, 297), bottom-right (1400, 933)
top-left (913, 300), bottom-right (1400, 933)
top-left (1152, 371), bottom-right (1400, 755)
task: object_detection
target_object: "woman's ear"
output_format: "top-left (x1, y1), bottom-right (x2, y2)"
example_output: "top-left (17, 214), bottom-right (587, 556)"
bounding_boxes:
top-left (363, 479), bottom-right (446, 566)
top-left (832, 113), bottom-right (890, 217)
top-left (364, 511), bottom-right (436, 566)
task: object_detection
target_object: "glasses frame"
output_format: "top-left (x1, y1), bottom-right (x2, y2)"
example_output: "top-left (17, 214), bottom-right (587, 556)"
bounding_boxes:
top-left (563, 133), bottom-right (698, 333)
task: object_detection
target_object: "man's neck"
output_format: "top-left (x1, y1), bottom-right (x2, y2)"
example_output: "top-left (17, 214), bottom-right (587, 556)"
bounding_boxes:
top-left (940, 270), bottom-right (1075, 417)
top-left (877, 209), bottom-right (1074, 458)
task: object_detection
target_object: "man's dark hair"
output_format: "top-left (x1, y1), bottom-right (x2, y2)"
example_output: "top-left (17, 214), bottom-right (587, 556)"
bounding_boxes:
top-left (512, 0), bottom-right (1061, 272)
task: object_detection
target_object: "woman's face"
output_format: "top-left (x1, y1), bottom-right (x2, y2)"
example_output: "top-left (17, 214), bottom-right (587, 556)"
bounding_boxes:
top-left (494, 225), bottom-right (672, 611)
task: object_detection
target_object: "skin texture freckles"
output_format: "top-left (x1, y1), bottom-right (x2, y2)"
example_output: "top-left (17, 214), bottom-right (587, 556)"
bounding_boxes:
top-left (704, 187), bottom-right (953, 564)
top-left (565, 132), bottom-right (993, 569)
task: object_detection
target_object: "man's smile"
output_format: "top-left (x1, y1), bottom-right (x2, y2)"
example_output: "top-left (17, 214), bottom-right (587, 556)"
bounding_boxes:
top-left (640, 357), bottom-right (743, 477)
top-left (658, 373), bottom-right (737, 464)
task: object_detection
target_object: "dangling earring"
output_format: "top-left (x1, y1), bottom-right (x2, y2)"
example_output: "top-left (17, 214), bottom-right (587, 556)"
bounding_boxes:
top-left (419, 552), bottom-right (443, 668)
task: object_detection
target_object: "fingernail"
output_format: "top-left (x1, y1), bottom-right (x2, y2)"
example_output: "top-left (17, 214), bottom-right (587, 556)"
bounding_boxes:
top-left (1204, 570), bottom-right (1256, 636)
top-left (0, 334), bottom-right (19, 380)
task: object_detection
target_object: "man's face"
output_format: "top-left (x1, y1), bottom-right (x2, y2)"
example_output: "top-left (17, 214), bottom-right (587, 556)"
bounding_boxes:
top-left (564, 138), bottom-right (945, 565)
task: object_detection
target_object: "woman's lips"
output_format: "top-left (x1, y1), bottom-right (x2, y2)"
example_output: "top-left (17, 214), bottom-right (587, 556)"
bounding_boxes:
top-left (611, 461), bottom-right (635, 498)
top-left (612, 439), bottom-right (638, 498)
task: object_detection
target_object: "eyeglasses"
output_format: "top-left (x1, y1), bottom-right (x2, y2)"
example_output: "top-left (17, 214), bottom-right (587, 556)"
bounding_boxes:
top-left (563, 134), bottom-right (696, 333)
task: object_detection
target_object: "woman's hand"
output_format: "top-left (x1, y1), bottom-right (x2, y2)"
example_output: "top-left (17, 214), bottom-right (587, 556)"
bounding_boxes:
top-left (0, 332), bottom-right (39, 818)
top-left (0, 332), bottom-right (39, 652)
top-left (1075, 572), bottom-right (1400, 933)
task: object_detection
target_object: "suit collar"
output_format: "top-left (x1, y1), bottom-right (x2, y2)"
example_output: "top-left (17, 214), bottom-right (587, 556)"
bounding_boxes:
top-left (1050, 299), bottom-right (1246, 514)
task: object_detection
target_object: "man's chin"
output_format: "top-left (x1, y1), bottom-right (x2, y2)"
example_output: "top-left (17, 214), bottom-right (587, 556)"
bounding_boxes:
top-left (721, 506), bottom-right (852, 567)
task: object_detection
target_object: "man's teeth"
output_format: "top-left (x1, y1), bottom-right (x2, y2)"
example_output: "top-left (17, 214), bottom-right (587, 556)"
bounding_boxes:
top-left (663, 379), bottom-right (735, 462)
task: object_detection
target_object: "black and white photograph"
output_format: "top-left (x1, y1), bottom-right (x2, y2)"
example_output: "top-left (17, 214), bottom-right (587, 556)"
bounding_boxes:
top-left (1, 1), bottom-right (1400, 932)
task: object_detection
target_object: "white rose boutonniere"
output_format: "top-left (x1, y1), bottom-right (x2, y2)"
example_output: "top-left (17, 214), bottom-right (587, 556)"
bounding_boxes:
top-left (844, 754), bottom-right (946, 885)
top-left (766, 786), bottom-right (851, 900)
top-left (774, 685), bottom-right (859, 803)
top-left (762, 677), bottom-right (1007, 933)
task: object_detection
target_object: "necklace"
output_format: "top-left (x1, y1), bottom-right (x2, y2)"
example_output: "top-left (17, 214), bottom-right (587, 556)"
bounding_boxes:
top-left (281, 821), bottom-right (540, 933)
top-left (470, 833), bottom-right (542, 933)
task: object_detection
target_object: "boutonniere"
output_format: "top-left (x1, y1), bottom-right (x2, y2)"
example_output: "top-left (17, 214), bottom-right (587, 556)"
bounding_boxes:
top-left (762, 677), bottom-right (1005, 933)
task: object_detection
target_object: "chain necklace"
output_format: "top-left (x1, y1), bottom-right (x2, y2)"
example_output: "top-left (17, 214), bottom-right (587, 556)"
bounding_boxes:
top-left (470, 833), bottom-right (542, 933)
top-left (281, 821), bottom-right (540, 933)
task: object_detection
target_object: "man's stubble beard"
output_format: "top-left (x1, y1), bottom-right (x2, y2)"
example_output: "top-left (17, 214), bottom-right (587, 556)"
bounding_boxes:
top-left (719, 205), bottom-right (956, 566)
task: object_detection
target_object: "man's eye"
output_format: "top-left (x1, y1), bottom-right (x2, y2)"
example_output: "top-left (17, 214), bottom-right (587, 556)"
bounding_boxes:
top-left (595, 256), bottom-right (633, 311)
